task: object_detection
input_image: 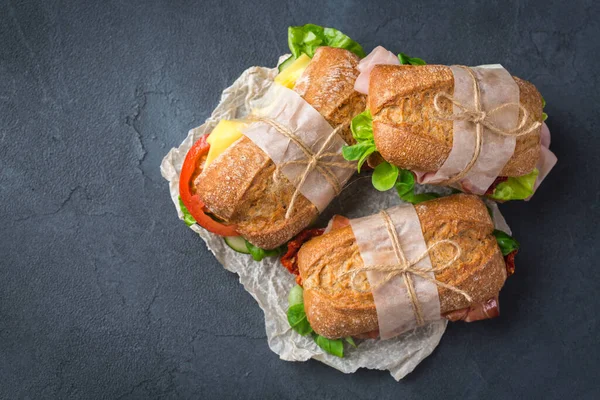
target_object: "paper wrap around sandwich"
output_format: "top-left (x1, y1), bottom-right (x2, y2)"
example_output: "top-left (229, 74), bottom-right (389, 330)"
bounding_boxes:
top-left (243, 84), bottom-right (355, 214)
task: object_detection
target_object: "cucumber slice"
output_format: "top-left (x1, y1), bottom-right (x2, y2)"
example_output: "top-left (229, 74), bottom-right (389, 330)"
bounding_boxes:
top-left (224, 236), bottom-right (250, 254)
top-left (278, 55), bottom-right (296, 72)
top-left (288, 285), bottom-right (304, 307)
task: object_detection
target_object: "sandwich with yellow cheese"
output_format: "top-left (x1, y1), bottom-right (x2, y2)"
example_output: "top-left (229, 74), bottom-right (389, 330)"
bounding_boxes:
top-left (179, 25), bottom-right (366, 259)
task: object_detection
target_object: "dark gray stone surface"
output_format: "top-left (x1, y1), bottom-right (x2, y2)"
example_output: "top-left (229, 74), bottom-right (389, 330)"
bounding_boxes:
top-left (1, 0), bottom-right (599, 398)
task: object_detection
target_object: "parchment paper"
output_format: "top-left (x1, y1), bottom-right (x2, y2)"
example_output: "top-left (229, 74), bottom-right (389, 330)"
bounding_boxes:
top-left (350, 204), bottom-right (441, 339)
top-left (421, 65), bottom-right (519, 194)
top-left (160, 58), bottom-right (511, 380)
top-left (243, 84), bottom-right (354, 212)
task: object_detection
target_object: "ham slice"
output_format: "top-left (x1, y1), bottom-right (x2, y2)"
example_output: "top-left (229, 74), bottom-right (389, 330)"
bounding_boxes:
top-left (354, 46), bottom-right (400, 94)
top-left (526, 122), bottom-right (557, 199)
top-left (324, 215), bottom-right (350, 233)
top-left (540, 121), bottom-right (551, 148)
top-left (443, 297), bottom-right (500, 322)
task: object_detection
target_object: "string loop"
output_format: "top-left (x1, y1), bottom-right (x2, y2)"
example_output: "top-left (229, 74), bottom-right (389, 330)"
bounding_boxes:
top-left (340, 210), bottom-right (472, 326)
top-left (247, 116), bottom-right (354, 219)
top-left (433, 66), bottom-right (542, 183)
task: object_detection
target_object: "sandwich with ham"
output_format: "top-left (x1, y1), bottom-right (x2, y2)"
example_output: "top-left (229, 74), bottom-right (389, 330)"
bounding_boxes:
top-left (178, 25), bottom-right (366, 258)
top-left (281, 194), bottom-right (519, 357)
top-left (343, 46), bottom-right (557, 203)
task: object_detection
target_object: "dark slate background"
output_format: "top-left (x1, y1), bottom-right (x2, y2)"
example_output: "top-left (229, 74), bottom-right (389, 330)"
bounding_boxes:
top-left (1, 0), bottom-right (598, 398)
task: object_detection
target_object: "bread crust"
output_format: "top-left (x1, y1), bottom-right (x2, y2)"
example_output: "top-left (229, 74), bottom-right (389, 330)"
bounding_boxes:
top-left (298, 194), bottom-right (507, 339)
top-left (369, 64), bottom-right (543, 177)
top-left (294, 47), bottom-right (366, 144)
top-left (194, 47), bottom-right (365, 249)
top-left (195, 137), bottom-right (318, 249)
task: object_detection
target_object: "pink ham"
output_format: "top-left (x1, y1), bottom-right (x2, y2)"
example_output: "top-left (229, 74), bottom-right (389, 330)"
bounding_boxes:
top-left (526, 122), bottom-right (557, 199)
top-left (443, 297), bottom-right (500, 322)
top-left (413, 170), bottom-right (432, 183)
top-left (540, 121), bottom-right (551, 148)
top-left (323, 215), bottom-right (350, 233)
top-left (354, 46), bottom-right (400, 94)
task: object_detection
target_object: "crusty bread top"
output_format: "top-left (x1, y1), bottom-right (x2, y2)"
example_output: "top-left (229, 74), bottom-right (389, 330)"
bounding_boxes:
top-left (297, 194), bottom-right (507, 339)
top-left (369, 64), bottom-right (543, 177)
top-left (194, 47), bottom-right (365, 249)
top-left (294, 47), bottom-right (367, 144)
top-left (195, 136), bottom-right (318, 249)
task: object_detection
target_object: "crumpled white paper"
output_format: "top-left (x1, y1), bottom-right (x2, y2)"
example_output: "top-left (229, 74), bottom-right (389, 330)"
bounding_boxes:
top-left (350, 204), bottom-right (442, 340)
top-left (160, 59), bottom-right (510, 380)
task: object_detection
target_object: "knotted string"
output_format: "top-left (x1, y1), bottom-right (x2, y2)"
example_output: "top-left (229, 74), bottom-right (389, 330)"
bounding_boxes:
top-left (433, 66), bottom-right (542, 184)
top-left (246, 115), bottom-right (354, 219)
top-left (340, 210), bottom-right (472, 326)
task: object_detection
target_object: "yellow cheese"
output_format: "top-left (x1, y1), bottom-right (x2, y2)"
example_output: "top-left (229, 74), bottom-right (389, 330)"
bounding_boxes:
top-left (205, 120), bottom-right (247, 167)
top-left (274, 54), bottom-right (312, 89)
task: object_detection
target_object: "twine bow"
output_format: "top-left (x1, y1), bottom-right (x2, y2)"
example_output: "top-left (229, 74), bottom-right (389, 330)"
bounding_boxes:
top-left (340, 210), bottom-right (472, 326)
top-left (246, 115), bottom-right (354, 219)
top-left (433, 66), bottom-right (542, 183)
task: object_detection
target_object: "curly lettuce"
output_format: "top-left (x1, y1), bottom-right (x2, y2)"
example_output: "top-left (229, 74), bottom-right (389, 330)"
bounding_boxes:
top-left (342, 110), bottom-right (376, 172)
top-left (490, 169), bottom-right (539, 201)
top-left (287, 24), bottom-right (366, 59)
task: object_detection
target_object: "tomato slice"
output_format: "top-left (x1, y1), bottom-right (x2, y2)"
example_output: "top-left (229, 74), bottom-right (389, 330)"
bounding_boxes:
top-left (280, 228), bottom-right (325, 282)
top-left (504, 249), bottom-right (517, 277)
top-left (179, 135), bottom-right (239, 236)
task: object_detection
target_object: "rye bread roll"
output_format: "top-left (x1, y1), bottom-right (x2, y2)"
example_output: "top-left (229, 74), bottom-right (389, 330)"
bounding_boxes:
top-left (368, 64), bottom-right (543, 178)
top-left (297, 194), bottom-right (507, 339)
top-left (195, 47), bottom-right (366, 249)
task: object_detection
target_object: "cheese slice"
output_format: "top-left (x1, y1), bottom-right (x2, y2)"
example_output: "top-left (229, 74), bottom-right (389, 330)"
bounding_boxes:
top-left (274, 54), bottom-right (312, 89)
top-left (205, 120), bottom-right (247, 167)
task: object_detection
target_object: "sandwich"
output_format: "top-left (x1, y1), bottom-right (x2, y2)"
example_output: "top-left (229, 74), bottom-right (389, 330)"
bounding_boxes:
top-left (281, 194), bottom-right (519, 356)
top-left (343, 46), bottom-right (557, 202)
top-left (178, 25), bottom-right (367, 256)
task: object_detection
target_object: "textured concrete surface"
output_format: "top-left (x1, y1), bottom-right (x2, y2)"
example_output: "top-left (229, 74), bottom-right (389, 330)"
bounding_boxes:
top-left (1, 0), bottom-right (599, 398)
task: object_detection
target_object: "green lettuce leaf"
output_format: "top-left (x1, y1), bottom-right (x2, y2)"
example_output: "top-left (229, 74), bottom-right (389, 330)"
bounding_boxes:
top-left (288, 24), bottom-right (365, 59)
top-left (286, 285), bottom-right (350, 357)
top-left (395, 170), bottom-right (440, 204)
top-left (398, 52), bottom-right (426, 65)
top-left (541, 96), bottom-right (548, 121)
top-left (493, 230), bottom-right (520, 256)
top-left (342, 142), bottom-right (375, 173)
top-left (356, 147), bottom-right (376, 173)
top-left (490, 169), bottom-right (539, 201)
top-left (345, 110), bottom-right (440, 201)
top-left (178, 196), bottom-right (196, 227)
top-left (287, 303), bottom-right (313, 336)
top-left (343, 110), bottom-right (376, 172)
top-left (350, 109), bottom-right (373, 141)
top-left (372, 161), bottom-right (399, 191)
top-left (314, 335), bottom-right (344, 357)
